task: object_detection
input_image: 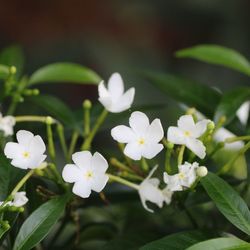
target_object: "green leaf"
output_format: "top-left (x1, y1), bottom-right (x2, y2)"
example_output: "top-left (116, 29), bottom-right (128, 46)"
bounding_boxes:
top-left (143, 71), bottom-right (221, 117)
top-left (0, 154), bottom-right (12, 200)
top-left (140, 230), bottom-right (213, 250)
top-left (13, 195), bottom-right (68, 250)
top-left (0, 45), bottom-right (25, 78)
top-left (201, 172), bottom-right (250, 235)
top-left (29, 62), bottom-right (101, 85)
top-left (214, 87), bottom-right (250, 124)
top-left (27, 95), bottom-right (79, 130)
top-left (176, 45), bottom-right (250, 76)
top-left (0, 64), bottom-right (9, 80)
top-left (186, 237), bottom-right (250, 250)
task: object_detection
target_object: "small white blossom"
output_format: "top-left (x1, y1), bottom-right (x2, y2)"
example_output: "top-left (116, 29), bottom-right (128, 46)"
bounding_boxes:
top-left (0, 112), bottom-right (15, 136)
top-left (236, 101), bottom-right (250, 126)
top-left (12, 192), bottom-right (29, 207)
top-left (62, 151), bottom-right (109, 198)
top-left (196, 166), bottom-right (208, 177)
top-left (4, 130), bottom-right (46, 169)
top-left (138, 166), bottom-right (173, 213)
top-left (98, 72), bottom-right (135, 113)
top-left (111, 111), bottom-right (164, 160)
top-left (167, 115), bottom-right (210, 159)
top-left (164, 162), bottom-right (202, 191)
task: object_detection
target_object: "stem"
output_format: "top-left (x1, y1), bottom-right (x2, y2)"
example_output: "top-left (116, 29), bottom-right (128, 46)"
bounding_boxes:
top-left (141, 157), bottom-right (149, 172)
top-left (11, 169), bottom-right (35, 195)
top-left (15, 116), bottom-right (57, 124)
top-left (218, 141), bottom-right (250, 174)
top-left (46, 121), bottom-right (56, 163)
top-left (68, 131), bottom-right (79, 159)
top-left (83, 100), bottom-right (91, 137)
top-left (56, 124), bottom-right (69, 161)
top-left (178, 145), bottom-right (185, 165)
top-left (110, 158), bottom-right (134, 173)
top-left (81, 109), bottom-right (108, 150)
top-left (225, 135), bottom-right (250, 143)
top-left (107, 174), bottom-right (139, 190)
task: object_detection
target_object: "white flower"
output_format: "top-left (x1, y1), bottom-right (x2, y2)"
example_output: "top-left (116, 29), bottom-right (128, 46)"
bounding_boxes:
top-left (164, 162), bottom-right (200, 191)
top-left (12, 192), bottom-right (29, 207)
top-left (138, 166), bottom-right (173, 213)
top-left (111, 111), bottom-right (164, 160)
top-left (98, 72), bottom-right (135, 113)
top-left (236, 101), bottom-right (250, 126)
top-left (196, 166), bottom-right (208, 177)
top-left (167, 115), bottom-right (210, 159)
top-left (4, 130), bottom-right (46, 169)
top-left (62, 151), bottom-right (109, 198)
top-left (0, 112), bottom-right (15, 136)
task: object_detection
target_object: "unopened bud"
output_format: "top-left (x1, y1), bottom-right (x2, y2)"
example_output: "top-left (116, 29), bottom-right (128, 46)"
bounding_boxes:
top-left (196, 166), bottom-right (208, 177)
top-left (46, 116), bottom-right (54, 125)
top-left (167, 142), bottom-right (174, 149)
top-left (32, 89), bottom-right (40, 95)
top-left (9, 66), bottom-right (16, 75)
top-left (1, 220), bottom-right (10, 230)
top-left (207, 121), bottom-right (215, 131)
top-left (83, 99), bottom-right (92, 109)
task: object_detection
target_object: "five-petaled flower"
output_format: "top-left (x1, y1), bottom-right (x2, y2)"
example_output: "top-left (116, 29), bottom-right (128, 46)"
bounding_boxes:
top-left (167, 115), bottom-right (210, 159)
top-left (111, 111), bottom-right (164, 160)
top-left (0, 112), bottom-right (15, 136)
top-left (138, 166), bottom-right (173, 213)
top-left (0, 192), bottom-right (28, 207)
top-left (4, 130), bottom-right (46, 169)
top-left (98, 72), bottom-right (135, 113)
top-left (62, 151), bottom-right (109, 198)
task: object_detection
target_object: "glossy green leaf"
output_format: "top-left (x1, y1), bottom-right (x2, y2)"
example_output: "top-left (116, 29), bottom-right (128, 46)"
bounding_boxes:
top-left (0, 45), bottom-right (25, 78)
top-left (0, 154), bottom-right (12, 200)
top-left (186, 237), bottom-right (249, 250)
top-left (29, 62), bottom-right (101, 85)
top-left (176, 45), bottom-right (250, 76)
top-left (201, 172), bottom-right (250, 235)
top-left (140, 230), bottom-right (213, 250)
top-left (143, 71), bottom-right (221, 117)
top-left (13, 195), bottom-right (68, 250)
top-left (214, 87), bottom-right (250, 124)
top-left (0, 64), bottom-right (9, 79)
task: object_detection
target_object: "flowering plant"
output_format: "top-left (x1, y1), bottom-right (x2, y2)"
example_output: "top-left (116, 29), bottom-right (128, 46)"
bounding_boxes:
top-left (0, 44), bottom-right (250, 249)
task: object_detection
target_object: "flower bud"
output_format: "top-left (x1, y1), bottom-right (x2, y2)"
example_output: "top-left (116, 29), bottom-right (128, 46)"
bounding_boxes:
top-left (83, 99), bottom-right (92, 109)
top-left (46, 116), bottom-right (54, 125)
top-left (196, 166), bottom-right (208, 177)
top-left (207, 121), bottom-right (215, 131)
top-left (9, 66), bottom-right (16, 75)
top-left (166, 142), bottom-right (174, 149)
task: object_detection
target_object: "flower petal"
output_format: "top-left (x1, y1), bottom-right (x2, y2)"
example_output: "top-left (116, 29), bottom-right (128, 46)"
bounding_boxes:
top-left (16, 130), bottom-right (34, 146)
top-left (129, 111), bottom-right (149, 135)
top-left (186, 138), bottom-right (206, 159)
top-left (12, 192), bottom-right (28, 207)
top-left (62, 164), bottom-right (82, 183)
top-left (91, 152), bottom-right (108, 173)
top-left (28, 154), bottom-right (47, 169)
top-left (107, 72), bottom-right (124, 98)
top-left (72, 181), bottom-right (91, 198)
top-left (237, 101), bottom-right (250, 126)
top-left (142, 143), bottom-right (163, 159)
top-left (167, 126), bottom-right (185, 145)
top-left (4, 142), bottom-right (23, 159)
top-left (111, 125), bottom-right (135, 143)
top-left (91, 174), bottom-right (109, 192)
top-left (163, 173), bottom-right (183, 191)
top-left (194, 119), bottom-right (210, 138)
top-left (98, 81), bottom-right (109, 98)
top-left (72, 151), bottom-right (92, 169)
top-left (177, 115), bottom-right (195, 132)
top-left (145, 118), bottom-right (164, 142)
top-left (29, 135), bottom-right (46, 155)
top-left (124, 142), bottom-right (142, 160)
top-left (11, 158), bottom-right (29, 169)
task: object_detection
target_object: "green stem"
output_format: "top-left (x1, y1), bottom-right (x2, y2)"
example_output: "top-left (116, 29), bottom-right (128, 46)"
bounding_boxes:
top-left (165, 148), bottom-right (172, 174)
top-left (15, 115), bottom-right (57, 124)
top-left (107, 174), bottom-right (139, 190)
top-left (46, 120), bottom-right (56, 163)
top-left (68, 131), bottom-right (79, 159)
top-left (110, 158), bottom-right (134, 174)
top-left (141, 157), bottom-right (149, 172)
top-left (56, 124), bottom-right (68, 161)
top-left (218, 141), bottom-right (250, 174)
top-left (81, 109), bottom-right (108, 150)
top-left (225, 135), bottom-right (250, 143)
top-left (178, 145), bottom-right (185, 165)
top-left (83, 100), bottom-right (91, 137)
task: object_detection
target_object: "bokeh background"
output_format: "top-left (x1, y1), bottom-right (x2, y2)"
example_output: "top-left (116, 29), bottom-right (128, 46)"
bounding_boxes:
top-left (1, 0), bottom-right (250, 109)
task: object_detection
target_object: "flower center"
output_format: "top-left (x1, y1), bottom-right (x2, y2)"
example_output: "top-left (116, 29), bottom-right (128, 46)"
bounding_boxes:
top-left (178, 172), bottom-right (186, 180)
top-left (22, 151), bottom-right (30, 158)
top-left (84, 170), bottom-right (93, 180)
top-left (138, 138), bottom-right (145, 145)
top-left (184, 131), bottom-right (191, 137)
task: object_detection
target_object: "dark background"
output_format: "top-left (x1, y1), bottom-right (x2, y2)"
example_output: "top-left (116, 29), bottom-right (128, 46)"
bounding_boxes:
top-left (0, 0), bottom-right (250, 108)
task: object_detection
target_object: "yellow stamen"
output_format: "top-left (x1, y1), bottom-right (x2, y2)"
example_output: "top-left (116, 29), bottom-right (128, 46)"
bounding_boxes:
top-left (22, 152), bottom-right (30, 158)
top-left (138, 138), bottom-right (145, 145)
top-left (178, 172), bottom-right (185, 180)
top-left (84, 170), bottom-right (93, 180)
top-left (184, 131), bottom-right (191, 137)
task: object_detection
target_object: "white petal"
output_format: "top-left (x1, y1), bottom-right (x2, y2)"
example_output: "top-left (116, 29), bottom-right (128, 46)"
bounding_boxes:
top-left (72, 181), bottom-right (91, 198)
top-left (167, 126), bottom-right (185, 145)
top-left (194, 119), bottom-right (210, 138)
top-left (124, 142), bottom-right (142, 160)
top-left (91, 174), bottom-right (109, 192)
top-left (162, 188), bottom-right (173, 205)
top-left (145, 118), bottom-right (164, 142)
top-left (28, 135), bottom-right (46, 155)
top-left (139, 194), bottom-right (154, 213)
top-left (177, 115), bottom-right (196, 132)
top-left (129, 111), bottom-right (149, 135)
top-left (12, 192), bottom-right (28, 207)
top-left (98, 96), bottom-right (113, 112)
top-left (111, 125), bottom-right (135, 143)
top-left (142, 143), bottom-right (163, 159)
top-left (237, 101), bottom-right (250, 126)
top-left (98, 81), bottom-right (109, 98)
top-left (72, 151), bottom-right (92, 169)
top-left (4, 142), bottom-right (23, 159)
top-left (91, 152), bottom-right (108, 173)
top-left (163, 173), bottom-right (183, 191)
top-left (186, 138), bottom-right (206, 159)
top-left (28, 154), bottom-right (47, 169)
top-left (62, 164), bottom-right (82, 183)
top-left (11, 158), bottom-right (29, 169)
top-left (107, 72), bottom-right (124, 98)
top-left (16, 130), bottom-right (34, 146)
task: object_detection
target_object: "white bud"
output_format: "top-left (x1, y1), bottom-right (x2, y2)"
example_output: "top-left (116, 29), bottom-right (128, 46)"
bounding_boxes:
top-left (196, 166), bottom-right (208, 177)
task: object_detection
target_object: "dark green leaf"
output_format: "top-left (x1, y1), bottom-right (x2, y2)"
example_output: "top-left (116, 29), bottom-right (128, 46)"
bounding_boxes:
top-left (29, 62), bottom-right (101, 85)
top-left (186, 237), bottom-right (249, 250)
top-left (176, 45), bottom-right (250, 76)
top-left (0, 45), bottom-right (25, 78)
top-left (201, 172), bottom-right (250, 235)
top-left (143, 71), bottom-right (221, 117)
top-left (214, 87), bottom-right (250, 124)
top-left (140, 230), bottom-right (213, 250)
top-left (13, 195), bottom-right (68, 250)
top-left (0, 64), bottom-right (9, 80)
